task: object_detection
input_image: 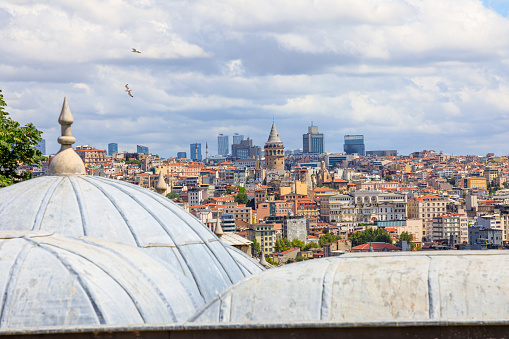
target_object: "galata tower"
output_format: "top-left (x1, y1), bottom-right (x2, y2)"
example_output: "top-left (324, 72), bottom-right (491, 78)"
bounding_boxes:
top-left (264, 118), bottom-right (285, 170)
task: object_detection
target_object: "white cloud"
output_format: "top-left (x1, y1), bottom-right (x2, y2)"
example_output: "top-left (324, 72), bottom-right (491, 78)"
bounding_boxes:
top-left (223, 59), bottom-right (245, 77)
top-left (2, 0), bottom-right (509, 156)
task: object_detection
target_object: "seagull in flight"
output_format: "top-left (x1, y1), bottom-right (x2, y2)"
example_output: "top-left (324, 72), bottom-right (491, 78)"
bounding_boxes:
top-left (125, 84), bottom-right (133, 97)
top-left (132, 48), bottom-right (141, 54)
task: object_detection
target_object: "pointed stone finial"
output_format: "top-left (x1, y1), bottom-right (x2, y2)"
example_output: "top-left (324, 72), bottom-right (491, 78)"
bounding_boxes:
top-left (156, 171), bottom-right (167, 195)
top-left (260, 250), bottom-right (268, 266)
top-left (48, 97), bottom-right (86, 175)
top-left (214, 218), bottom-right (224, 238)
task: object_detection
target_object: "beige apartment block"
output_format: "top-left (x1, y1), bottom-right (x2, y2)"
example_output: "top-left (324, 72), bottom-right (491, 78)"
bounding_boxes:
top-left (223, 202), bottom-right (253, 225)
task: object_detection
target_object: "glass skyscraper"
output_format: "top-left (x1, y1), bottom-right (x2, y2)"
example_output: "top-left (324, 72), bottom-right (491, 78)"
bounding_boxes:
top-left (218, 134), bottom-right (229, 156)
top-left (108, 143), bottom-right (118, 156)
top-left (344, 135), bottom-right (365, 156)
top-left (303, 125), bottom-right (324, 154)
top-left (177, 152), bottom-right (187, 159)
top-left (190, 143), bottom-right (202, 161)
top-left (137, 145), bottom-right (149, 154)
top-left (233, 133), bottom-right (244, 145)
top-left (36, 139), bottom-right (46, 155)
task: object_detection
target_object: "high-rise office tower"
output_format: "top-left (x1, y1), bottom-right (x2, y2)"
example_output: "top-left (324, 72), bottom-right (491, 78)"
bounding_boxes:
top-left (190, 143), bottom-right (202, 161)
top-left (177, 152), bottom-right (187, 159)
top-left (35, 139), bottom-right (46, 155)
top-left (344, 135), bottom-right (365, 156)
top-left (218, 134), bottom-right (229, 156)
top-left (233, 133), bottom-right (244, 145)
top-left (264, 118), bottom-right (285, 170)
top-left (303, 124), bottom-right (324, 154)
top-left (232, 138), bottom-right (261, 159)
top-left (108, 143), bottom-right (118, 156)
top-left (137, 145), bottom-right (149, 154)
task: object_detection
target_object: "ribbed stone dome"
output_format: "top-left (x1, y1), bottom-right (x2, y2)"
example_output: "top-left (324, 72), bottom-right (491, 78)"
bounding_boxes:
top-left (0, 231), bottom-right (201, 329)
top-left (0, 175), bottom-right (262, 303)
top-left (191, 251), bottom-right (509, 324)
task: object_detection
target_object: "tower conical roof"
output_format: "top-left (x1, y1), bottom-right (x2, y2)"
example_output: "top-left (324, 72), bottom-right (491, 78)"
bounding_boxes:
top-left (267, 118), bottom-right (282, 143)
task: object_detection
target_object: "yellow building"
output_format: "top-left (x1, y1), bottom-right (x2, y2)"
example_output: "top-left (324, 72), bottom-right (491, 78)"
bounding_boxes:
top-left (461, 176), bottom-right (487, 190)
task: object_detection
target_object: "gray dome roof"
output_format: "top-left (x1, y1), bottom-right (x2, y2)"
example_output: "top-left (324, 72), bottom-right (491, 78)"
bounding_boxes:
top-left (0, 175), bottom-right (262, 303)
top-left (224, 245), bottom-right (264, 275)
top-left (0, 231), bottom-right (200, 329)
top-left (191, 251), bottom-right (509, 324)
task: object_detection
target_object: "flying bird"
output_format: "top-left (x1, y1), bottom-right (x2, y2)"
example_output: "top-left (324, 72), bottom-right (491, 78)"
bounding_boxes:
top-left (125, 84), bottom-right (133, 97)
top-left (132, 48), bottom-right (141, 53)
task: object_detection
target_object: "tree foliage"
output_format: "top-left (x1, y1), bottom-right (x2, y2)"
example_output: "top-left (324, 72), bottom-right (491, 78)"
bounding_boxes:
top-left (274, 238), bottom-right (308, 252)
top-left (265, 254), bottom-right (277, 265)
top-left (246, 198), bottom-right (255, 209)
top-left (397, 231), bottom-right (416, 250)
top-left (166, 192), bottom-right (180, 201)
top-left (251, 238), bottom-right (261, 256)
top-left (303, 241), bottom-right (320, 251)
top-left (348, 227), bottom-right (392, 247)
top-left (125, 159), bottom-right (142, 166)
top-left (318, 233), bottom-right (342, 246)
top-left (0, 90), bottom-right (44, 187)
top-left (234, 192), bottom-right (249, 205)
top-left (274, 238), bottom-right (291, 252)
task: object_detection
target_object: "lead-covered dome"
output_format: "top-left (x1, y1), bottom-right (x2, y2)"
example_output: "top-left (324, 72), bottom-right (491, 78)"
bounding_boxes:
top-left (0, 175), bottom-right (256, 303)
top-left (0, 97), bottom-right (263, 305)
top-left (191, 251), bottom-right (509, 324)
top-left (0, 231), bottom-right (201, 328)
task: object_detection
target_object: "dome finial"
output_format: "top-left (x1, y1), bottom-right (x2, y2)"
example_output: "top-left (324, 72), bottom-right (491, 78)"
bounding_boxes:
top-left (156, 171), bottom-right (167, 195)
top-left (48, 97), bottom-right (86, 175)
top-left (259, 250), bottom-right (268, 266)
top-left (57, 97), bottom-right (76, 149)
top-left (214, 218), bottom-right (224, 238)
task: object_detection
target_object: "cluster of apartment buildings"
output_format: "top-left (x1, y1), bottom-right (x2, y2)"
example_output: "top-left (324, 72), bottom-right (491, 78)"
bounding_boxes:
top-left (24, 123), bottom-right (509, 262)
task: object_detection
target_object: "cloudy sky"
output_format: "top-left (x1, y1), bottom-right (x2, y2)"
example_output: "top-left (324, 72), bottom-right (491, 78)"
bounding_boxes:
top-left (1, 0), bottom-right (509, 157)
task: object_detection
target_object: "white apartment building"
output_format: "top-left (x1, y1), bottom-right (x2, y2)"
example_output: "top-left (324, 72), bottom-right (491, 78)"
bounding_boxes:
top-left (321, 191), bottom-right (407, 225)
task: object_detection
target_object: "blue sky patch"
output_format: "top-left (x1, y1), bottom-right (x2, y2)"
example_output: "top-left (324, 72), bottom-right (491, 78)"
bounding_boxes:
top-left (483, 0), bottom-right (509, 16)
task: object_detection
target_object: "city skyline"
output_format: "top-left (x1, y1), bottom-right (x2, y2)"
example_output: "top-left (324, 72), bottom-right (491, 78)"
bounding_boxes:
top-left (1, 1), bottom-right (509, 157)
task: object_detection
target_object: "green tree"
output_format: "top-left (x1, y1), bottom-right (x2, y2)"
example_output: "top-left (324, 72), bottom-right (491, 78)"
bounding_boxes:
top-left (251, 238), bottom-right (261, 256)
top-left (274, 238), bottom-right (291, 252)
top-left (348, 227), bottom-right (393, 247)
top-left (397, 231), bottom-right (415, 250)
top-left (166, 192), bottom-right (180, 200)
top-left (125, 159), bottom-right (142, 166)
top-left (246, 198), bottom-right (255, 209)
top-left (319, 233), bottom-right (342, 246)
top-left (383, 175), bottom-right (393, 182)
top-left (234, 192), bottom-right (249, 205)
top-left (265, 254), bottom-right (277, 265)
top-left (291, 239), bottom-right (306, 250)
top-left (0, 90), bottom-right (44, 187)
top-left (303, 241), bottom-right (320, 251)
